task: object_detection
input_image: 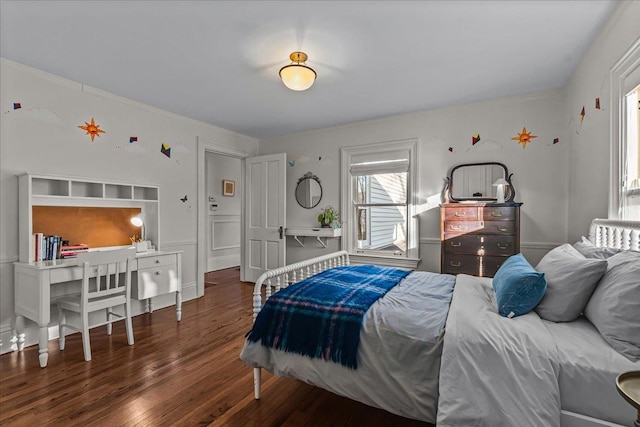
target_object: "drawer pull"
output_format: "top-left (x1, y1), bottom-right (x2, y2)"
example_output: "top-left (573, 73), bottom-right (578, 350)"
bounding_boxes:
top-left (497, 227), bottom-right (510, 232)
top-left (497, 243), bottom-right (509, 249)
top-left (450, 241), bottom-right (462, 247)
top-left (155, 259), bottom-right (161, 264)
top-left (490, 212), bottom-right (503, 217)
top-left (155, 271), bottom-right (161, 275)
top-left (450, 261), bottom-right (461, 267)
top-left (450, 225), bottom-right (463, 230)
top-left (454, 211), bottom-right (466, 217)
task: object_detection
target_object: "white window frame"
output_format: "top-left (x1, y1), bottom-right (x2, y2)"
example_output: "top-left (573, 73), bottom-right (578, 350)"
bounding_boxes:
top-left (610, 37), bottom-right (640, 219)
top-left (340, 139), bottom-right (419, 269)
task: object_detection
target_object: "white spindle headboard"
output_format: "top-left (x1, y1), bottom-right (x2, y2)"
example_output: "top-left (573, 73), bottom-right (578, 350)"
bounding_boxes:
top-left (588, 219), bottom-right (640, 251)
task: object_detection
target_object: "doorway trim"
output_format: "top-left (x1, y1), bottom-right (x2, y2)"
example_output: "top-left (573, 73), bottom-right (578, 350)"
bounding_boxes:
top-left (197, 137), bottom-right (254, 297)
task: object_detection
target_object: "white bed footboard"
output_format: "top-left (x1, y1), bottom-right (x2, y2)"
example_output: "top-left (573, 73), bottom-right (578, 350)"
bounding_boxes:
top-left (252, 250), bottom-right (350, 321)
top-left (249, 250), bottom-right (349, 400)
top-left (588, 218), bottom-right (640, 251)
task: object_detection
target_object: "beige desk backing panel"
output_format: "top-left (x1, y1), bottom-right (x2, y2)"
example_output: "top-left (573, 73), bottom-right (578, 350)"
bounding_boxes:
top-left (32, 206), bottom-right (141, 248)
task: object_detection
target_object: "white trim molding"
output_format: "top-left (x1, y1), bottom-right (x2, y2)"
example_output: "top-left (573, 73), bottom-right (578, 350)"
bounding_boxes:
top-left (609, 36), bottom-right (640, 219)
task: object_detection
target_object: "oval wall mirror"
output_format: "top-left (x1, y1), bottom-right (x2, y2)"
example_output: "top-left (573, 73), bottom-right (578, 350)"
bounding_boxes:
top-left (446, 162), bottom-right (515, 202)
top-left (295, 172), bottom-right (323, 209)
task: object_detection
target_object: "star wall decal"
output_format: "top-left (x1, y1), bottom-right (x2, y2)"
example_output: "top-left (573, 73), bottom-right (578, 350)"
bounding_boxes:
top-left (511, 127), bottom-right (537, 149)
top-left (78, 117), bottom-right (106, 141)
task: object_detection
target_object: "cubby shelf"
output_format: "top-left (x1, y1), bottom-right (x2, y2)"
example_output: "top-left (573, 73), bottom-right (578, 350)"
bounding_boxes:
top-left (19, 173), bottom-right (160, 262)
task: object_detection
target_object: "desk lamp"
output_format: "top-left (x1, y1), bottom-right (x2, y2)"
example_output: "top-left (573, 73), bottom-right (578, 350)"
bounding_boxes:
top-left (493, 178), bottom-right (509, 204)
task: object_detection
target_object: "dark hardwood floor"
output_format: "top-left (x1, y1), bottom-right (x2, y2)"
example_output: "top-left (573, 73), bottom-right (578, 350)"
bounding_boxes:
top-left (0, 267), bottom-right (432, 426)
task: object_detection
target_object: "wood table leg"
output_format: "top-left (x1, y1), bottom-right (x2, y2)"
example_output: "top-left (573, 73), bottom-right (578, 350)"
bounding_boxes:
top-left (38, 324), bottom-right (49, 368)
top-left (176, 290), bottom-right (182, 322)
top-left (14, 315), bottom-right (25, 351)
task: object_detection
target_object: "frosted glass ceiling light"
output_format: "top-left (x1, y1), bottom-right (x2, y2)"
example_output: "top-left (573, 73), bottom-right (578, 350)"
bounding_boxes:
top-left (279, 51), bottom-right (316, 91)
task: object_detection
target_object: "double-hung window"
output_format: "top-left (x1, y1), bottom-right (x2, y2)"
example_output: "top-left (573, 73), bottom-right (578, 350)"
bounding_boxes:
top-left (611, 39), bottom-right (640, 220)
top-left (341, 139), bottom-right (419, 268)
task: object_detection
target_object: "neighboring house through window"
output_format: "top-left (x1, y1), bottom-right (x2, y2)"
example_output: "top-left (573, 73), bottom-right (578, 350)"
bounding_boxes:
top-left (611, 38), bottom-right (640, 220)
top-left (341, 139), bottom-right (419, 269)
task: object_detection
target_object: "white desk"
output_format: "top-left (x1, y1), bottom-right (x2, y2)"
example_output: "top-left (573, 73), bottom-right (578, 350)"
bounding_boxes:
top-left (13, 250), bottom-right (182, 367)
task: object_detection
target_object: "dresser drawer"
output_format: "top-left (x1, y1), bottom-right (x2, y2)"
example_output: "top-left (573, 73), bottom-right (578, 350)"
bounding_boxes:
top-left (442, 254), bottom-right (507, 278)
top-left (481, 221), bottom-right (516, 235)
top-left (482, 206), bottom-right (516, 221)
top-left (134, 264), bottom-right (179, 299)
top-left (443, 206), bottom-right (479, 221)
top-left (443, 220), bottom-right (485, 235)
top-left (443, 235), bottom-right (516, 256)
top-left (137, 254), bottom-right (176, 269)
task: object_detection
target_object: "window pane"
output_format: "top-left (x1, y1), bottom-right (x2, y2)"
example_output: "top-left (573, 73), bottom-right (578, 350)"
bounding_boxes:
top-left (353, 172), bottom-right (407, 256)
top-left (623, 84), bottom-right (640, 219)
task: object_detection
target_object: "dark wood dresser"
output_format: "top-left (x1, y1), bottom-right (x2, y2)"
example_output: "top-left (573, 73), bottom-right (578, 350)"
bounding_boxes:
top-left (440, 202), bottom-right (522, 277)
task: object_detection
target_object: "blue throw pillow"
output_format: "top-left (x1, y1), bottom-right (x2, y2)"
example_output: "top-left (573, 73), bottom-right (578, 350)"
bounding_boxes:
top-left (492, 254), bottom-right (547, 318)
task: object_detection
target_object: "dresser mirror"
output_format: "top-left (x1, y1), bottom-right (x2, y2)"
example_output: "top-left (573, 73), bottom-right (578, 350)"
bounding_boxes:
top-left (446, 162), bottom-right (515, 202)
top-left (295, 172), bottom-right (323, 209)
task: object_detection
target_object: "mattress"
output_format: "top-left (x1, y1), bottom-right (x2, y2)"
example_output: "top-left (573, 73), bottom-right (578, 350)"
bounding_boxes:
top-left (240, 270), bottom-right (456, 423)
top-left (542, 317), bottom-right (640, 426)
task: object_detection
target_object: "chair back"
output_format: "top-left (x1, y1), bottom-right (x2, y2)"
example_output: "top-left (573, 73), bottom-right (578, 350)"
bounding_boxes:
top-left (76, 247), bottom-right (136, 305)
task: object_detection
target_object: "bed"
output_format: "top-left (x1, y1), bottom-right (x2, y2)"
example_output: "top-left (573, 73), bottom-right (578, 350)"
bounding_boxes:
top-left (240, 219), bottom-right (640, 427)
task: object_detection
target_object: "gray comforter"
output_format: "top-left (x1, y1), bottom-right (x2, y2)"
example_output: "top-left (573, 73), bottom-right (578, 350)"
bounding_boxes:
top-left (240, 271), bottom-right (455, 423)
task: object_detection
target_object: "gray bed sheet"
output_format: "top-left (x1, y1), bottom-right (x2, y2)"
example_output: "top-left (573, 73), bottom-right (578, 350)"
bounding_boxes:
top-left (240, 271), bottom-right (455, 423)
top-left (437, 274), bottom-right (562, 427)
top-left (542, 316), bottom-right (640, 426)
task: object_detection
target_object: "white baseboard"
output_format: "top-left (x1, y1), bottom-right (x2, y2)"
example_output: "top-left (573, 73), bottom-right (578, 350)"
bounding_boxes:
top-left (0, 281), bottom-right (197, 355)
top-left (207, 254), bottom-right (240, 271)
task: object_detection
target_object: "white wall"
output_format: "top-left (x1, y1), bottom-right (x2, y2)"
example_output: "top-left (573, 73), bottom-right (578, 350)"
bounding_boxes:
top-left (206, 152), bottom-right (241, 270)
top-left (566, 1), bottom-right (640, 238)
top-left (0, 59), bottom-right (258, 352)
top-left (260, 89), bottom-right (569, 271)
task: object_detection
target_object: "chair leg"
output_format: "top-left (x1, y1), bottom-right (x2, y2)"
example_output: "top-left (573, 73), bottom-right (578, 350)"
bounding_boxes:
top-left (125, 302), bottom-right (134, 346)
top-left (106, 308), bottom-right (112, 336)
top-left (58, 307), bottom-right (66, 350)
top-left (81, 311), bottom-right (92, 362)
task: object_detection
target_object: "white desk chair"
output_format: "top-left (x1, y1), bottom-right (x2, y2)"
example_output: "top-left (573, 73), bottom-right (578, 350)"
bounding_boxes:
top-left (58, 247), bottom-right (136, 361)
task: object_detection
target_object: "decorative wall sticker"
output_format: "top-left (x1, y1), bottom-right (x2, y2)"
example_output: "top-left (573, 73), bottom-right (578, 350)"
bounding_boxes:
top-left (78, 118), bottom-right (106, 141)
top-left (13, 103), bottom-right (21, 110)
top-left (511, 127), bottom-right (537, 149)
top-left (130, 136), bottom-right (138, 143)
top-left (472, 134), bottom-right (481, 145)
top-left (553, 138), bottom-right (559, 144)
top-left (180, 195), bottom-right (188, 202)
top-left (448, 147), bottom-right (454, 153)
top-left (288, 160), bottom-right (296, 167)
top-left (465, 138), bottom-right (501, 152)
top-left (595, 98), bottom-right (601, 110)
top-left (161, 143), bottom-right (171, 158)
top-left (171, 143), bottom-right (191, 154)
top-left (4, 105), bottom-right (63, 124)
top-left (580, 106), bottom-right (586, 122)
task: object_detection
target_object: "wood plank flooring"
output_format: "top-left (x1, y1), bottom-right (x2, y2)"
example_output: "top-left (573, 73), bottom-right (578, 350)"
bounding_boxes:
top-left (0, 267), bottom-right (433, 426)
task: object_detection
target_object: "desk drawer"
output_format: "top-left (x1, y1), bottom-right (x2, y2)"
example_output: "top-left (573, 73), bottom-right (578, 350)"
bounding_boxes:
top-left (137, 254), bottom-right (176, 269)
top-left (135, 265), bottom-right (179, 299)
top-left (443, 235), bottom-right (516, 256)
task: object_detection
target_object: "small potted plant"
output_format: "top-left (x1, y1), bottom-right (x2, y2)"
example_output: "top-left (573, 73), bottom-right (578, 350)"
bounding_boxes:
top-left (318, 205), bottom-right (339, 228)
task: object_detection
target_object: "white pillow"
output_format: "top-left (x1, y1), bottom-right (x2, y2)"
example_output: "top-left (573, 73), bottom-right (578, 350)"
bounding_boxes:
top-left (585, 250), bottom-right (640, 362)
top-left (534, 244), bottom-right (607, 322)
top-left (573, 236), bottom-right (622, 259)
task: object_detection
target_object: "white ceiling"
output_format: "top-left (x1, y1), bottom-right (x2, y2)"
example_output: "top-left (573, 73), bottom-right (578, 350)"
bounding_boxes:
top-left (0, 1), bottom-right (617, 140)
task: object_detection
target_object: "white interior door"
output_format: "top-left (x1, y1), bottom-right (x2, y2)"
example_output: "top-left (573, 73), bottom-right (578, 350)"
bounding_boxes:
top-left (242, 153), bottom-right (286, 282)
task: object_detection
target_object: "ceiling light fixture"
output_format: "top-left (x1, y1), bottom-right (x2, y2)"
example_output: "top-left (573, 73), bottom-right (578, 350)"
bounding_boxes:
top-left (279, 51), bottom-right (317, 91)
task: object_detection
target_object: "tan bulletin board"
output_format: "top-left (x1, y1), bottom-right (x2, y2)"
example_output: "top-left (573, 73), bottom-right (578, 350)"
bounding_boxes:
top-left (32, 206), bottom-right (142, 248)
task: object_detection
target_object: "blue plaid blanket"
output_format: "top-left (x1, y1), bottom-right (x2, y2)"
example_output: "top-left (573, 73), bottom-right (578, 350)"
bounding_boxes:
top-left (247, 264), bottom-right (411, 369)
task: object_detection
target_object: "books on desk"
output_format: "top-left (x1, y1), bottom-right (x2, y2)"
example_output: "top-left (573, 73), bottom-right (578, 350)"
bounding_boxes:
top-left (31, 234), bottom-right (88, 261)
top-left (60, 244), bottom-right (89, 259)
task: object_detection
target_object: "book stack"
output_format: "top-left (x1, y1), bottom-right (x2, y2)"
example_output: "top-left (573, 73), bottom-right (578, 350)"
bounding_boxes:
top-left (32, 234), bottom-right (65, 261)
top-left (60, 244), bottom-right (89, 259)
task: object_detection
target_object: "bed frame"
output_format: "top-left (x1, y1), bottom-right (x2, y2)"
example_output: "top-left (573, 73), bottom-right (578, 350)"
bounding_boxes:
top-left (251, 250), bottom-right (350, 398)
top-left (588, 218), bottom-right (640, 251)
top-left (247, 219), bottom-right (640, 425)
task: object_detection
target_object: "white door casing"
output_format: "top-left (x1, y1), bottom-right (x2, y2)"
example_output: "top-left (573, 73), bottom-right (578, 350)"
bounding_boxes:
top-left (243, 153), bottom-right (286, 282)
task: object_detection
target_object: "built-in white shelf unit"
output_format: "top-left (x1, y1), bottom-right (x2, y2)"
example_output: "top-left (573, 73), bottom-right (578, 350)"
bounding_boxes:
top-left (18, 173), bottom-right (160, 262)
top-left (285, 227), bottom-right (342, 248)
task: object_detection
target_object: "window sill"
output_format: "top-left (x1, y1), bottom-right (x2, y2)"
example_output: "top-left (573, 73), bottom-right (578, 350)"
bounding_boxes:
top-left (348, 253), bottom-right (420, 270)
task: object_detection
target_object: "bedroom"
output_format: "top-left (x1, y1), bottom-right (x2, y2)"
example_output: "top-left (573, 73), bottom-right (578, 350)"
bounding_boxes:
top-left (1, 1), bottom-right (639, 426)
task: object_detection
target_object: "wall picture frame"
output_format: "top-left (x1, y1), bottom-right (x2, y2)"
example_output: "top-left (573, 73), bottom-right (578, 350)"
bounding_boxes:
top-left (223, 180), bottom-right (235, 196)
